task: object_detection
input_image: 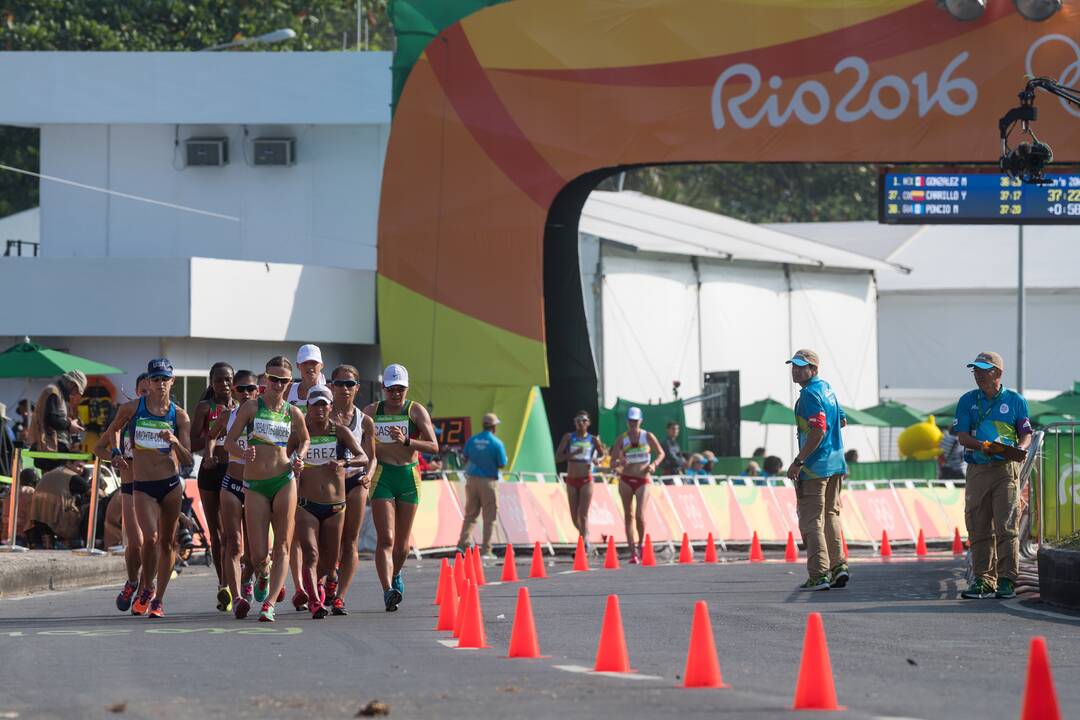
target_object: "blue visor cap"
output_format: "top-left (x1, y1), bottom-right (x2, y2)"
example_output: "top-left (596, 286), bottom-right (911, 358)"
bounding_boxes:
top-left (967, 361), bottom-right (995, 370)
top-left (786, 356), bottom-right (811, 367)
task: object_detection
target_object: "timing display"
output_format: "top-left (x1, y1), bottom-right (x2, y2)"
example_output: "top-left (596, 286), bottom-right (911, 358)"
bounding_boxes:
top-left (879, 172), bottom-right (1080, 224)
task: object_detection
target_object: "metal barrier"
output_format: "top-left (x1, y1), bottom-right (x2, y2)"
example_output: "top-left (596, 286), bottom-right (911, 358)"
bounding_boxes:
top-left (1036, 422), bottom-right (1080, 547)
top-left (0, 449), bottom-right (103, 555)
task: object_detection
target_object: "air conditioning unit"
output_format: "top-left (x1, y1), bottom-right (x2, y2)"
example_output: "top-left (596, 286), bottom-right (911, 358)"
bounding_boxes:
top-left (253, 137), bottom-right (296, 166)
top-left (186, 137), bottom-right (228, 166)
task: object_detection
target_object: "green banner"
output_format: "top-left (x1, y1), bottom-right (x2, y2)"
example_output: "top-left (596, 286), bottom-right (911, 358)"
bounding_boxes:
top-left (1040, 432), bottom-right (1080, 541)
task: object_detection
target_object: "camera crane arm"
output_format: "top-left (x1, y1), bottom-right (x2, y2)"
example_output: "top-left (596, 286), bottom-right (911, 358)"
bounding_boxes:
top-left (1000, 77), bottom-right (1080, 184)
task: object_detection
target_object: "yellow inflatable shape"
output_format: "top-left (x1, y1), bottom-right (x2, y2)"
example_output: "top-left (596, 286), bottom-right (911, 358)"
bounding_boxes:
top-left (898, 416), bottom-right (944, 461)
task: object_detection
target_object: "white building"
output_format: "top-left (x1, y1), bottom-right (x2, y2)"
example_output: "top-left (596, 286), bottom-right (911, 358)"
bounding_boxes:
top-left (774, 221), bottom-right (1080, 410)
top-left (581, 191), bottom-right (906, 460)
top-left (0, 51), bottom-right (391, 407)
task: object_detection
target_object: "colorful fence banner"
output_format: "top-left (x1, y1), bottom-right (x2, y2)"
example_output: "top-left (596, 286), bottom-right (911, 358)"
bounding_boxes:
top-left (409, 476), bottom-right (465, 550)
top-left (1040, 432), bottom-right (1080, 540)
top-left (698, 483), bottom-right (751, 542)
top-left (584, 482), bottom-right (627, 544)
top-left (848, 485), bottom-right (915, 542)
top-left (664, 485), bottom-right (719, 541)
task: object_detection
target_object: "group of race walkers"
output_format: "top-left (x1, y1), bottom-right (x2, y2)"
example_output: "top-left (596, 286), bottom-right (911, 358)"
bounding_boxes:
top-left (93, 345), bottom-right (437, 621)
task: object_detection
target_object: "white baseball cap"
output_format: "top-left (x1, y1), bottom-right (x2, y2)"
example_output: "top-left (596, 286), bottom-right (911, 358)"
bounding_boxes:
top-left (296, 344), bottom-right (323, 366)
top-left (627, 406), bottom-right (643, 421)
top-left (383, 363), bottom-right (409, 388)
top-left (306, 385), bottom-right (333, 405)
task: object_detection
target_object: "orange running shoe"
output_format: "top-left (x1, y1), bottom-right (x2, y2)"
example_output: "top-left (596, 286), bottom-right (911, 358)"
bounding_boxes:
top-left (132, 587), bottom-right (154, 616)
top-left (148, 599), bottom-right (164, 618)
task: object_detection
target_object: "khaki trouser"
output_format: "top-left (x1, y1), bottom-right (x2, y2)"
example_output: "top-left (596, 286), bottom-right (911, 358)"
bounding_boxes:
top-left (965, 461), bottom-right (1020, 586)
top-left (456, 475), bottom-right (499, 553)
top-left (796, 474), bottom-right (844, 580)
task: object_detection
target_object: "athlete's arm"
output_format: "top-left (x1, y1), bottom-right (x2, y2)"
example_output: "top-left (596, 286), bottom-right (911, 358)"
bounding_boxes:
top-left (94, 402), bottom-right (134, 467)
top-left (288, 405), bottom-right (310, 475)
top-left (408, 402), bottom-right (439, 455)
top-left (336, 422), bottom-right (364, 466)
top-left (225, 399), bottom-right (256, 460)
top-left (592, 435), bottom-right (607, 461)
top-left (554, 433), bottom-right (571, 463)
top-left (170, 408), bottom-right (194, 468)
top-left (360, 414), bottom-right (377, 488)
top-left (609, 433), bottom-right (625, 470)
top-left (204, 411), bottom-right (231, 466)
top-left (647, 432), bottom-right (666, 474)
top-left (189, 400), bottom-right (210, 454)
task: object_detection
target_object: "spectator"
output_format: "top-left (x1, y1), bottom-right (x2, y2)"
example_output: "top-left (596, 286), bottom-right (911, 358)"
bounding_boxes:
top-left (762, 456), bottom-right (784, 477)
top-left (27, 460), bottom-right (87, 548)
top-left (28, 370), bottom-right (87, 472)
top-left (743, 460), bottom-right (761, 477)
top-left (701, 450), bottom-right (716, 474)
top-left (752, 447), bottom-right (766, 463)
top-left (685, 453), bottom-right (708, 476)
top-left (939, 425), bottom-right (966, 480)
top-left (658, 421), bottom-right (686, 475)
top-left (455, 413), bottom-right (507, 559)
top-left (12, 399), bottom-right (32, 448)
top-left (0, 403), bottom-right (13, 475)
top-left (844, 449), bottom-right (859, 465)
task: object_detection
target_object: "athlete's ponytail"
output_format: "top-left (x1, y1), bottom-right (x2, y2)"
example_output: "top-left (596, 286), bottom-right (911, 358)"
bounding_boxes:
top-left (199, 362), bottom-right (235, 402)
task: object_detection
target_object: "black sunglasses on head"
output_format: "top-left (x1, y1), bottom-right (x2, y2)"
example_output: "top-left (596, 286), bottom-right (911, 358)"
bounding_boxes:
top-left (332, 379), bottom-right (358, 388)
top-left (235, 384), bottom-right (258, 393)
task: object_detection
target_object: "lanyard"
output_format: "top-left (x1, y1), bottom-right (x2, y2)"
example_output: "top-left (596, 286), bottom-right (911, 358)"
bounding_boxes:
top-left (974, 387), bottom-right (1005, 429)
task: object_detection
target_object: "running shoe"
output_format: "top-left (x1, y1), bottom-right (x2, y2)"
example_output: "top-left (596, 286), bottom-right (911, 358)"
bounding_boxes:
top-left (132, 587), bottom-right (154, 616)
top-left (254, 574), bottom-right (270, 603)
top-left (233, 597), bottom-right (251, 620)
top-left (309, 598), bottom-right (328, 620)
top-left (325, 574), bottom-right (339, 601)
top-left (241, 581), bottom-right (254, 604)
top-left (961, 578), bottom-right (995, 599)
top-left (259, 601), bottom-right (276, 622)
top-left (292, 589), bottom-right (309, 611)
top-left (216, 585), bottom-right (232, 612)
top-left (277, 587), bottom-right (286, 603)
top-left (148, 599), bottom-right (165, 618)
top-left (391, 573), bottom-right (404, 599)
top-left (481, 551), bottom-right (497, 561)
top-left (331, 597), bottom-right (348, 616)
top-left (995, 578), bottom-right (1017, 599)
top-left (829, 564), bottom-right (851, 589)
top-left (317, 583), bottom-right (327, 606)
top-left (384, 587), bottom-right (402, 612)
top-left (116, 580), bottom-right (138, 612)
top-left (628, 553), bottom-right (639, 565)
top-left (799, 576), bottom-right (831, 591)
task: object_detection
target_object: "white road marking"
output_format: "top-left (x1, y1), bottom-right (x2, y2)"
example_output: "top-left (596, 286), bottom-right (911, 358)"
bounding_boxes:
top-left (437, 639), bottom-right (458, 648)
top-left (553, 664), bottom-right (662, 681)
top-left (1000, 597), bottom-right (1080, 623)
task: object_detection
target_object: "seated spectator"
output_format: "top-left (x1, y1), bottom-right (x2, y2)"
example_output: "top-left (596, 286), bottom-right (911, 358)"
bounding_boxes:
top-left (762, 455), bottom-right (784, 477)
top-left (701, 450), bottom-right (716, 474)
top-left (685, 454), bottom-right (708, 476)
top-left (939, 427), bottom-right (966, 480)
top-left (752, 447), bottom-right (766, 462)
top-left (844, 449), bottom-right (859, 465)
top-left (27, 461), bottom-right (86, 548)
top-left (743, 460), bottom-right (761, 477)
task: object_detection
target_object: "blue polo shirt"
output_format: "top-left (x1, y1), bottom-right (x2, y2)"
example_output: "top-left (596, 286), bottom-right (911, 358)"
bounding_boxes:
top-left (464, 430), bottom-right (508, 479)
top-left (794, 377), bottom-right (847, 480)
top-left (953, 386), bottom-right (1031, 464)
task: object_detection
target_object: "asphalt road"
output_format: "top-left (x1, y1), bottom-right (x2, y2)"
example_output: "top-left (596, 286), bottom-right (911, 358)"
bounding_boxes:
top-left (0, 550), bottom-right (1077, 720)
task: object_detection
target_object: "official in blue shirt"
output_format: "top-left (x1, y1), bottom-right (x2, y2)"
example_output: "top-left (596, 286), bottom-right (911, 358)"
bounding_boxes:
top-left (953, 351), bottom-right (1032, 601)
top-left (786, 349), bottom-right (849, 592)
top-left (456, 413), bottom-right (508, 558)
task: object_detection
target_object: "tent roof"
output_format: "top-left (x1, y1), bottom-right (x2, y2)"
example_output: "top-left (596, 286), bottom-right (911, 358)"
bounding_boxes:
top-left (772, 221), bottom-right (1080, 292)
top-left (581, 192), bottom-right (903, 274)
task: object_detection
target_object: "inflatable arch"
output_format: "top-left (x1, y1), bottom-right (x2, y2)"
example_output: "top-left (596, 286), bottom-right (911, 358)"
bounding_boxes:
top-left (377, 0), bottom-right (1080, 468)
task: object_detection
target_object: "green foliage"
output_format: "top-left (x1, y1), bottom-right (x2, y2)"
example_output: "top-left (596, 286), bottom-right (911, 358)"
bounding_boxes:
top-left (0, 1), bottom-right (394, 218)
top-left (597, 164), bottom-right (880, 223)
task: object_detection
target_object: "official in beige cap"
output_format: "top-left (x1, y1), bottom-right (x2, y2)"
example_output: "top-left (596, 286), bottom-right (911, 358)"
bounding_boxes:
top-left (456, 411), bottom-right (507, 558)
top-left (954, 350), bottom-right (1032, 601)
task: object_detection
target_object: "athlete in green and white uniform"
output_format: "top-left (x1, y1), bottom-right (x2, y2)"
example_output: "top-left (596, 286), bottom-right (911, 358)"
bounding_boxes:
top-left (361, 363), bottom-right (438, 611)
top-left (286, 343), bottom-right (324, 610)
top-left (225, 356), bottom-right (309, 622)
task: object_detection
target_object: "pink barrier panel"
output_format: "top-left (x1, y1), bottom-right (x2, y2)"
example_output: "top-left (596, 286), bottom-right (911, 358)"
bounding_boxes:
top-left (493, 483), bottom-right (540, 546)
top-left (184, 479), bottom-right (209, 540)
top-left (585, 482), bottom-right (627, 544)
top-left (894, 486), bottom-right (955, 540)
top-left (838, 494), bottom-right (875, 543)
top-left (698, 484), bottom-right (752, 542)
top-left (929, 484), bottom-right (966, 538)
top-left (849, 487), bottom-right (915, 542)
top-left (730, 482), bottom-right (788, 542)
top-left (523, 481), bottom-right (579, 544)
top-left (665, 485), bottom-right (718, 541)
top-left (643, 484), bottom-right (678, 543)
top-left (769, 486), bottom-right (800, 542)
top-left (410, 477), bottom-right (464, 550)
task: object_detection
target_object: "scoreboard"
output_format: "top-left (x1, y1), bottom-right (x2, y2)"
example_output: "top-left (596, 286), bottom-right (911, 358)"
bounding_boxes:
top-left (879, 172), bottom-right (1080, 224)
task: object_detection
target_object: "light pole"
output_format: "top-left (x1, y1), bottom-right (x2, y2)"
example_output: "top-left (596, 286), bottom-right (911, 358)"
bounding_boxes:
top-left (201, 28), bottom-right (297, 52)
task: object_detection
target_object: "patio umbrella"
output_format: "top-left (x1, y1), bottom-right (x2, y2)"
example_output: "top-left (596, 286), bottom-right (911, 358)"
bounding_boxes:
top-left (740, 397), bottom-right (796, 453)
top-left (839, 406), bottom-right (889, 427)
top-left (0, 340), bottom-right (122, 378)
top-left (860, 400), bottom-right (925, 427)
top-left (1044, 389), bottom-right (1080, 418)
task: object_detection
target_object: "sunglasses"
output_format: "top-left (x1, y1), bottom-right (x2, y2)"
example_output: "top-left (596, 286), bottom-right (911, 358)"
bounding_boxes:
top-left (332, 379), bottom-right (358, 388)
top-left (149, 376), bottom-right (171, 383)
top-left (385, 385), bottom-right (407, 393)
top-left (266, 375), bottom-right (292, 385)
top-left (235, 384), bottom-right (258, 393)
top-left (574, 417), bottom-right (589, 423)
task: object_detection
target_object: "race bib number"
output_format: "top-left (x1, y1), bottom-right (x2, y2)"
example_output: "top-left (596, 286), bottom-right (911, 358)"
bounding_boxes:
top-left (624, 446), bottom-right (650, 465)
top-left (374, 416), bottom-right (409, 444)
top-left (134, 418), bottom-right (171, 451)
top-left (305, 438), bottom-right (337, 466)
top-left (252, 417), bottom-right (290, 446)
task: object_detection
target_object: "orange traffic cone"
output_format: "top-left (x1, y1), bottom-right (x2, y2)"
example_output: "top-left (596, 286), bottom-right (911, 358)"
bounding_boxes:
top-left (784, 531), bottom-right (798, 563)
top-left (679, 533), bottom-right (694, 564)
top-left (683, 600), bottom-right (727, 688)
top-left (457, 580), bottom-right (489, 649)
top-left (641, 534), bottom-right (657, 566)
top-left (471, 545), bottom-right (486, 586)
top-left (704, 532), bottom-right (718, 563)
top-left (880, 530), bottom-right (892, 558)
top-left (952, 527), bottom-right (964, 555)
top-left (528, 541), bottom-right (547, 579)
top-left (453, 551), bottom-right (467, 597)
top-left (1020, 636), bottom-right (1061, 720)
top-left (453, 578), bottom-right (470, 638)
top-left (573, 536), bottom-right (590, 572)
top-left (463, 548), bottom-right (476, 585)
top-left (434, 557), bottom-right (449, 606)
top-left (604, 535), bottom-right (620, 570)
top-left (501, 544), bottom-right (519, 583)
top-left (916, 528), bottom-right (928, 557)
top-left (841, 529), bottom-right (850, 560)
top-left (507, 587), bottom-right (543, 659)
top-left (792, 612), bottom-right (843, 710)
top-left (594, 595), bottom-right (632, 672)
top-left (435, 567), bottom-right (458, 631)
top-left (749, 531), bottom-right (765, 562)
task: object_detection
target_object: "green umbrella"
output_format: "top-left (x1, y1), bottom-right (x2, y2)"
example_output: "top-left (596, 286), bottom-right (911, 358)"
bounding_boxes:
top-left (859, 399), bottom-right (925, 428)
top-left (1044, 390), bottom-right (1080, 418)
top-left (0, 341), bottom-right (123, 378)
top-left (740, 398), bottom-right (796, 425)
top-left (839, 406), bottom-right (889, 427)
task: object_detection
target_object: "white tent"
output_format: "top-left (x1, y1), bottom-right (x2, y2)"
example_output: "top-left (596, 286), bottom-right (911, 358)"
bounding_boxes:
top-left (580, 192), bottom-right (905, 461)
top-left (773, 221), bottom-right (1080, 410)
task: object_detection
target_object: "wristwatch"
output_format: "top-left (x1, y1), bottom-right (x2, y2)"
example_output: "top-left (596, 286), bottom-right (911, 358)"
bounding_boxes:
top-left (792, 458), bottom-right (804, 467)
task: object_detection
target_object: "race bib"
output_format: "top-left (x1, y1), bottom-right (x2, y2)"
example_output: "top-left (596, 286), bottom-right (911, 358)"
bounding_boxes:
top-left (252, 416), bottom-right (290, 446)
top-left (569, 439), bottom-right (592, 462)
top-left (134, 418), bottom-right (171, 451)
top-left (305, 437), bottom-right (337, 466)
top-left (624, 445), bottom-right (650, 465)
top-left (374, 415), bottom-right (409, 444)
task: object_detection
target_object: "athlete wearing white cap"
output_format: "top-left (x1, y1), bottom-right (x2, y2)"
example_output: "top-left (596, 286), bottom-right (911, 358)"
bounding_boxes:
top-left (362, 363), bottom-right (439, 611)
top-left (609, 406), bottom-right (665, 563)
top-left (286, 343), bottom-right (325, 610)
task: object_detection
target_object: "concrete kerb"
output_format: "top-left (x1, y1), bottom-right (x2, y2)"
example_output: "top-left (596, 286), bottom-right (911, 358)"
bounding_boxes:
top-left (0, 551), bottom-right (127, 597)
